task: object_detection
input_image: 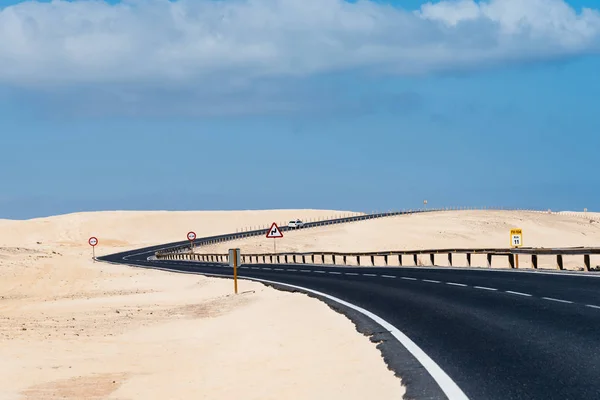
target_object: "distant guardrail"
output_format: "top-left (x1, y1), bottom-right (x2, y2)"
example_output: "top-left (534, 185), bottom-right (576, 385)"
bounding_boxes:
top-left (154, 207), bottom-right (599, 271)
top-left (157, 247), bottom-right (600, 272)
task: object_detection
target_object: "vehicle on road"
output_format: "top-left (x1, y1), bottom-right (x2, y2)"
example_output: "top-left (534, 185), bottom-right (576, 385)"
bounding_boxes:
top-left (288, 219), bottom-right (304, 228)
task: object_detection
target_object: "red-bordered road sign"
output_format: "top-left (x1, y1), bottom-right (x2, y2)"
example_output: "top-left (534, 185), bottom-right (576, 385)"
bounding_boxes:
top-left (266, 223), bottom-right (283, 238)
top-left (88, 237), bottom-right (98, 247)
top-left (187, 231), bottom-right (197, 241)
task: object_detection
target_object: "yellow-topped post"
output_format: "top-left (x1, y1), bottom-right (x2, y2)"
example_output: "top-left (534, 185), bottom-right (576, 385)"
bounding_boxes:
top-left (510, 228), bottom-right (523, 268)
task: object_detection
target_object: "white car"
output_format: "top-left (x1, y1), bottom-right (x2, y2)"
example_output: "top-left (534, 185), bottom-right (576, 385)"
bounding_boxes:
top-left (288, 219), bottom-right (305, 228)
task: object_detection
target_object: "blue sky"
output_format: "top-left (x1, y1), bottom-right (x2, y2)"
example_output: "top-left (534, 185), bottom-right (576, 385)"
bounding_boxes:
top-left (1, 0), bottom-right (599, 219)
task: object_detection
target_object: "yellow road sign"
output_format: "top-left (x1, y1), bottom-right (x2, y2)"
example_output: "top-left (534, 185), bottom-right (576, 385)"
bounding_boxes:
top-left (510, 229), bottom-right (523, 248)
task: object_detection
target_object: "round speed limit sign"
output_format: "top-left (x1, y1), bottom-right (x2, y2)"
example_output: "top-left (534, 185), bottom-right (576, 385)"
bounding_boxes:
top-left (187, 231), bottom-right (196, 241)
top-left (88, 237), bottom-right (98, 247)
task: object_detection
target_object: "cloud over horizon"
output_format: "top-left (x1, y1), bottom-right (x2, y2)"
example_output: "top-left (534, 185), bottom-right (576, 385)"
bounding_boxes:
top-left (1, 0), bottom-right (599, 87)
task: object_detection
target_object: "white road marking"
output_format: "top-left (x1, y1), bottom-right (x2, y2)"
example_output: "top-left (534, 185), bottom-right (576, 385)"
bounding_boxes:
top-left (288, 269), bottom-right (298, 272)
top-left (262, 267), bottom-right (272, 270)
top-left (345, 273), bottom-right (359, 276)
top-left (250, 267), bottom-right (259, 270)
top-left (364, 273), bottom-right (378, 277)
top-left (506, 290), bottom-right (532, 297)
top-left (381, 275), bottom-right (396, 279)
top-left (542, 297), bottom-right (573, 304)
top-left (300, 270), bottom-right (311, 273)
top-left (314, 271), bottom-right (326, 274)
top-left (423, 279), bottom-right (441, 284)
top-left (229, 275), bottom-right (470, 400)
top-left (474, 286), bottom-right (498, 291)
top-left (274, 268), bottom-right (284, 271)
top-left (329, 272), bottom-right (342, 275)
top-left (586, 304), bottom-right (600, 310)
top-left (447, 282), bottom-right (467, 287)
top-left (401, 277), bottom-right (417, 281)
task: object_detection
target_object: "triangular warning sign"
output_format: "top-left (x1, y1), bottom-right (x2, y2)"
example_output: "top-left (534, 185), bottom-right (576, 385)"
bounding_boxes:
top-left (266, 222), bottom-right (284, 238)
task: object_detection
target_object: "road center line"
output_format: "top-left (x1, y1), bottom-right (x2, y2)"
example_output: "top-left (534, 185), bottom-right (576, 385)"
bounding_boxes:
top-left (506, 290), bottom-right (532, 297)
top-left (364, 273), bottom-right (378, 277)
top-left (542, 297), bottom-right (573, 304)
top-left (381, 275), bottom-right (396, 279)
top-left (401, 277), bottom-right (417, 281)
top-left (345, 273), bottom-right (359, 276)
top-left (423, 279), bottom-right (441, 284)
top-left (300, 270), bottom-right (311, 273)
top-left (274, 268), bottom-right (284, 271)
top-left (447, 282), bottom-right (467, 287)
top-left (586, 304), bottom-right (600, 310)
top-left (329, 272), bottom-right (342, 275)
top-left (262, 267), bottom-right (272, 270)
top-left (474, 286), bottom-right (497, 291)
top-left (288, 269), bottom-right (298, 272)
top-left (314, 271), bottom-right (326, 274)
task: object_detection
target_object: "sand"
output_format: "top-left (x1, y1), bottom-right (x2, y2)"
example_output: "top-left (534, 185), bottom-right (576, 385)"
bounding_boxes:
top-left (0, 210), bottom-right (403, 400)
top-left (198, 210), bottom-right (600, 271)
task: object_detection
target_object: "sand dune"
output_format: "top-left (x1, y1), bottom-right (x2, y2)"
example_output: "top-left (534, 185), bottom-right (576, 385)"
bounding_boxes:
top-left (0, 210), bottom-right (402, 400)
top-left (199, 210), bottom-right (600, 270)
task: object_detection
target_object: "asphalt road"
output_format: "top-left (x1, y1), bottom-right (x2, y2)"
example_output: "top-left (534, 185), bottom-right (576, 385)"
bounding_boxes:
top-left (100, 247), bottom-right (600, 400)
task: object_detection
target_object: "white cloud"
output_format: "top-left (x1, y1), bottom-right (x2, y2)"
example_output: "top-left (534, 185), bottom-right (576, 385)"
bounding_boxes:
top-left (0, 0), bottom-right (599, 88)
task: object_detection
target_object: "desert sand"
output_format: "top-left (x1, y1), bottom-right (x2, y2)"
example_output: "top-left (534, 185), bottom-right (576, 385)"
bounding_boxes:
top-left (0, 210), bottom-right (403, 400)
top-left (198, 210), bottom-right (600, 270)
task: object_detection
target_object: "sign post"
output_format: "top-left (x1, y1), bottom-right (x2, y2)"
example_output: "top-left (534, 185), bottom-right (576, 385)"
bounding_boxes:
top-left (88, 237), bottom-right (98, 261)
top-left (187, 231), bottom-right (196, 252)
top-left (229, 248), bottom-right (241, 294)
top-left (266, 222), bottom-right (283, 253)
top-left (510, 229), bottom-right (523, 268)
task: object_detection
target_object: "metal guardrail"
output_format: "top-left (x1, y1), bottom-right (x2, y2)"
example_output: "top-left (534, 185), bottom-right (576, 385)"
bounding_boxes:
top-left (158, 247), bottom-right (600, 272)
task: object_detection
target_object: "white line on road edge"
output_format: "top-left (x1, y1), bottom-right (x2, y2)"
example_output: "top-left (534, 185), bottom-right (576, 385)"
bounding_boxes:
top-left (401, 277), bottom-right (417, 281)
top-left (381, 275), bottom-right (396, 279)
top-left (423, 279), bottom-right (441, 284)
top-left (345, 273), bottom-right (359, 276)
top-left (542, 297), bottom-right (573, 304)
top-left (506, 290), bottom-right (532, 297)
top-left (586, 304), bottom-right (600, 309)
top-left (329, 272), bottom-right (342, 275)
top-left (447, 282), bottom-right (467, 287)
top-left (474, 286), bottom-right (497, 291)
top-left (234, 275), bottom-right (470, 400)
top-left (364, 273), bottom-right (378, 277)
top-left (123, 264), bottom-right (469, 399)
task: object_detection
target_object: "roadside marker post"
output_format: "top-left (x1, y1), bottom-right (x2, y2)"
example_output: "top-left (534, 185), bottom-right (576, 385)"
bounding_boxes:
top-left (88, 237), bottom-right (98, 261)
top-left (266, 222), bottom-right (283, 253)
top-left (510, 229), bottom-right (523, 268)
top-left (187, 231), bottom-right (196, 252)
top-left (229, 248), bottom-right (241, 294)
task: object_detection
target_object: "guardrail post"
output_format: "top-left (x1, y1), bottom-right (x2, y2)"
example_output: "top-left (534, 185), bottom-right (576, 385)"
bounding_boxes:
top-left (277, 255), bottom-right (281, 263)
top-left (263, 255), bottom-right (266, 263)
top-left (384, 255), bottom-right (388, 266)
top-left (311, 255), bottom-right (315, 264)
top-left (429, 254), bottom-right (435, 266)
top-left (321, 254), bottom-right (325, 264)
top-left (332, 255), bottom-right (336, 265)
top-left (293, 255), bottom-right (297, 263)
top-left (531, 255), bottom-right (538, 269)
top-left (343, 255), bottom-right (347, 265)
top-left (486, 254), bottom-right (492, 268)
top-left (557, 255), bottom-right (564, 270)
top-left (398, 254), bottom-right (403, 266)
top-left (584, 254), bottom-right (591, 271)
top-left (357, 256), bottom-right (360, 266)
top-left (448, 253), bottom-right (452, 267)
top-left (466, 253), bottom-right (471, 267)
top-left (508, 254), bottom-right (515, 269)
top-left (413, 254), bottom-right (418, 266)
top-left (285, 255), bottom-right (288, 263)
top-left (370, 255), bottom-right (375, 266)
top-left (302, 255), bottom-right (306, 264)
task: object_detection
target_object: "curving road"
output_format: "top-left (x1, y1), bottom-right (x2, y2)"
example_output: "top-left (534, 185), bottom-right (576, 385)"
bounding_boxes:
top-left (100, 229), bottom-right (600, 400)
